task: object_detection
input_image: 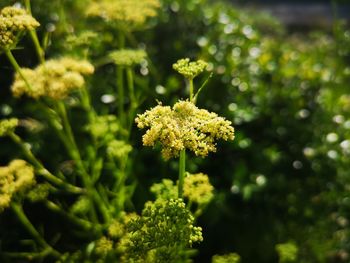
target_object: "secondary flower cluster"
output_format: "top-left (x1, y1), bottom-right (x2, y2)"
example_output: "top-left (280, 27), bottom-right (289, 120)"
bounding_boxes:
top-left (0, 118), bottom-right (18, 137)
top-left (86, 0), bottom-right (160, 30)
top-left (212, 253), bottom-right (241, 263)
top-left (0, 6), bottom-right (39, 49)
top-left (151, 173), bottom-right (214, 206)
top-left (11, 57), bottom-right (94, 99)
top-left (173, 58), bottom-right (208, 79)
top-left (0, 160), bottom-right (35, 212)
top-left (121, 198), bottom-right (203, 262)
top-left (109, 49), bottom-right (147, 67)
top-left (135, 100), bottom-right (235, 159)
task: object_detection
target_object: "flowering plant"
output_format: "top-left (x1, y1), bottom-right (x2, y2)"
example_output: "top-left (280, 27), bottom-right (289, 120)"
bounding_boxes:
top-left (0, 1), bottom-right (237, 262)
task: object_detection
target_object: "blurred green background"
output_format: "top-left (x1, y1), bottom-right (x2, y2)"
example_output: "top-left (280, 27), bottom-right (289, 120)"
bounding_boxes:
top-left (1, 0), bottom-right (350, 262)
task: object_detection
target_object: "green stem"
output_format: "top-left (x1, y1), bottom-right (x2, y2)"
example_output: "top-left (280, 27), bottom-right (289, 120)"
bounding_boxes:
top-left (2, 247), bottom-right (56, 260)
top-left (126, 67), bottom-right (136, 108)
top-left (11, 203), bottom-right (60, 258)
top-left (54, 102), bottom-right (110, 222)
top-left (24, 0), bottom-right (45, 63)
top-left (178, 149), bottom-right (186, 198)
top-left (8, 132), bottom-right (83, 194)
top-left (126, 67), bottom-right (138, 136)
top-left (116, 31), bottom-right (125, 126)
top-left (117, 66), bottom-right (125, 127)
top-left (29, 30), bottom-right (45, 63)
top-left (24, 0), bottom-right (32, 12)
top-left (44, 200), bottom-right (101, 232)
top-left (4, 49), bottom-right (33, 92)
top-left (189, 78), bottom-right (194, 102)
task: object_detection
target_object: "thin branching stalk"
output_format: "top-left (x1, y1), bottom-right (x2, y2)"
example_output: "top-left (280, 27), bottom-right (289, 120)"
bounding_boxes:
top-left (9, 132), bottom-right (83, 194)
top-left (44, 200), bottom-right (102, 233)
top-left (189, 78), bottom-right (194, 102)
top-left (4, 49), bottom-right (34, 92)
top-left (11, 202), bottom-right (60, 258)
top-left (24, 0), bottom-right (45, 63)
top-left (178, 149), bottom-right (186, 198)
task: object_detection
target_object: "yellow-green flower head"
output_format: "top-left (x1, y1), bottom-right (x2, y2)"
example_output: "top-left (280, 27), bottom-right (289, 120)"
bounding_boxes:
top-left (184, 173), bottom-right (214, 205)
top-left (108, 212), bottom-right (138, 239)
top-left (0, 6), bottom-right (40, 49)
top-left (109, 49), bottom-right (147, 67)
top-left (86, 0), bottom-right (160, 30)
top-left (86, 115), bottom-right (119, 141)
top-left (107, 140), bottom-right (132, 159)
top-left (95, 236), bottom-right (113, 255)
top-left (0, 159), bottom-right (35, 212)
top-left (173, 58), bottom-right (208, 79)
top-left (11, 57), bottom-right (94, 99)
top-left (276, 242), bottom-right (298, 263)
top-left (122, 198), bottom-right (202, 261)
top-left (151, 173), bottom-right (214, 206)
top-left (212, 253), bottom-right (241, 263)
top-left (135, 100), bottom-right (235, 160)
top-left (0, 118), bottom-right (18, 137)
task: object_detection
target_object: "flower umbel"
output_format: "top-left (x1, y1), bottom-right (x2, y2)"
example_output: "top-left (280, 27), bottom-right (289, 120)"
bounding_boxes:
top-left (0, 118), bottom-right (18, 137)
top-left (121, 198), bottom-right (203, 262)
top-left (151, 173), bottom-right (214, 206)
top-left (11, 57), bottom-right (94, 99)
top-left (86, 0), bottom-right (160, 30)
top-left (135, 100), bottom-right (235, 159)
top-left (0, 160), bottom-right (35, 212)
top-left (109, 49), bottom-right (147, 67)
top-left (0, 6), bottom-right (40, 49)
top-left (173, 58), bottom-right (208, 79)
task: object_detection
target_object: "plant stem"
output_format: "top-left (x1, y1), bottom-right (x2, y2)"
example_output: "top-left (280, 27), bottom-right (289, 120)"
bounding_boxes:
top-left (126, 67), bottom-right (136, 107)
top-left (24, 0), bottom-right (45, 63)
top-left (116, 31), bottom-right (126, 127)
top-left (44, 200), bottom-right (101, 233)
top-left (11, 203), bottom-right (60, 258)
top-left (54, 101), bottom-right (111, 223)
top-left (8, 132), bottom-right (83, 194)
top-left (29, 31), bottom-right (45, 63)
top-left (117, 67), bottom-right (125, 127)
top-left (4, 49), bottom-right (34, 92)
top-left (178, 149), bottom-right (186, 198)
top-left (189, 78), bottom-right (194, 102)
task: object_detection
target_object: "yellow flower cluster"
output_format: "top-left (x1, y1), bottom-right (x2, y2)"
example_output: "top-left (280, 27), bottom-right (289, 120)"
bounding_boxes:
top-left (212, 253), bottom-right (241, 263)
top-left (0, 6), bottom-right (40, 48)
top-left (108, 212), bottom-right (138, 239)
top-left (109, 49), bottom-right (147, 67)
top-left (135, 100), bottom-right (235, 159)
top-left (107, 140), bottom-right (132, 160)
top-left (86, 0), bottom-right (160, 30)
top-left (95, 236), bottom-right (113, 255)
top-left (173, 58), bottom-right (208, 79)
top-left (151, 173), bottom-right (214, 206)
top-left (0, 118), bottom-right (18, 137)
top-left (11, 57), bottom-right (94, 99)
top-left (0, 160), bottom-right (35, 212)
top-left (184, 173), bottom-right (214, 205)
top-left (87, 115), bottom-right (119, 140)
